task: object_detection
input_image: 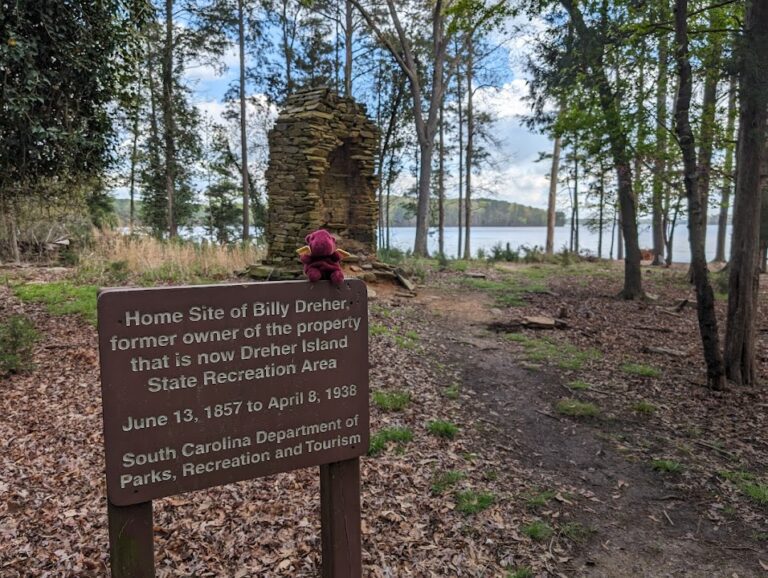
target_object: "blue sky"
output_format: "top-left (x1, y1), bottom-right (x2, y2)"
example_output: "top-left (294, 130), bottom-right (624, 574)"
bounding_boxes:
top-left (177, 16), bottom-right (558, 211)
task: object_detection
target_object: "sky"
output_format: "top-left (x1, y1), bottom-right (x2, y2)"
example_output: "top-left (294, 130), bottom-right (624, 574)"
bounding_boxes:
top-left (176, 15), bottom-right (557, 212)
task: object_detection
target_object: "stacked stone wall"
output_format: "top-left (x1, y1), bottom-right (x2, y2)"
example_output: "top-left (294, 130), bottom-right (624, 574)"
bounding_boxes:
top-left (265, 87), bottom-right (379, 264)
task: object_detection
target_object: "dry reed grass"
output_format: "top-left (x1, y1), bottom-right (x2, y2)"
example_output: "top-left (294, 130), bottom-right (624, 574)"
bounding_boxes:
top-left (75, 233), bottom-right (265, 285)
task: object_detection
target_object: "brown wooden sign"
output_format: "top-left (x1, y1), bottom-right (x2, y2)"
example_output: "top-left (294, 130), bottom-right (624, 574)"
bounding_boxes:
top-left (98, 279), bottom-right (369, 507)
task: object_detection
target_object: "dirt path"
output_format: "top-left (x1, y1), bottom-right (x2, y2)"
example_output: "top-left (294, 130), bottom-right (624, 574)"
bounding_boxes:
top-left (408, 286), bottom-right (765, 578)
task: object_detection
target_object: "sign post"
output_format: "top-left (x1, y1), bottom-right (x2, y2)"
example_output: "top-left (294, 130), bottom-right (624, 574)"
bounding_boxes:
top-left (97, 280), bottom-right (368, 576)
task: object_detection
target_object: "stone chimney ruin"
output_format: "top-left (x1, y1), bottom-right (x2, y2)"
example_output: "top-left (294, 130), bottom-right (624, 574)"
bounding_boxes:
top-left (264, 87), bottom-right (379, 265)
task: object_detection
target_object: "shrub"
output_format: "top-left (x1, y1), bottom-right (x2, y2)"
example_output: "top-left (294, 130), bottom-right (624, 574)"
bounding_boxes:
top-left (0, 315), bottom-right (39, 376)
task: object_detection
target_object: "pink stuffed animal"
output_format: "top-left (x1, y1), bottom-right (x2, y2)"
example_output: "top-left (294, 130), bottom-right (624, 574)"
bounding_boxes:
top-left (296, 229), bottom-right (349, 286)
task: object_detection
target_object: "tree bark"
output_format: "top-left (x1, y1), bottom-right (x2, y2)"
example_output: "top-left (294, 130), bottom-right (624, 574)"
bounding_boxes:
top-left (673, 0), bottom-right (725, 389)
top-left (344, 0), bottom-right (353, 97)
top-left (651, 17), bottom-right (668, 265)
top-left (724, 0), bottom-right (768, 386)
top-left (560, 0), bottom-right (643, 298)
top-left (162, 0), bottom-right (176, 238)
top-left (546, 134), bottom-right (561, 255)
top-left (438, 99), bottom-right (445, 258)
top-left (715, 76), bottom-right (737, 262)
top-left (463, 35), bottom-right (474, 260)
top-left (457, 59), bottom-right (464, 257)
top-left (238, 0), bottom-right (250, 242)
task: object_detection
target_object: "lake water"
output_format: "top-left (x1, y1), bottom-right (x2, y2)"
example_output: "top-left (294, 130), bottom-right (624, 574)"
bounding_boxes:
top-left (383, 224), bottom-right (732, 264)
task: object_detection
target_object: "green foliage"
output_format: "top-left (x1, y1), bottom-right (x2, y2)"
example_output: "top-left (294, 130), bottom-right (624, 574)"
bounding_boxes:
top-left (720, 471), bottom-right (768, 505)
top-left (372, 390), bottom-right (411, 411)
top-left (455, 490), bottom-right (496, 514)
top-left (507, 334), bottom-right (602, 370)
top-left (556, 399), bottom-right (600, 418)
top-left (13, 282), bottom-right (98, 325)
top-left (431, 470), bottom-right (465, 495)
top-left (506, 567), bottom-right (534, 578)
top-left (525, 489), bottom-right (556, 508)
top-left (651, 459), bottom-right (683, 473)
top-left (0, 315), bottom-right (39, 376)
top-left (560, 522), bottom-right (594, 543)
top-left (443, 383), bottom-right (460, 399)
top-left (568, 380), bottom-right (592, 390)
top-left (369, 323), bottom-right (389, 337)
top-left (394, 334), bottom-right (418, 350)
top-left (368, 427), bottom-right (413, 455)
top-left (1, 1), bottom-right (140, 214)
top-left (621, 363), bottom-right (661, 378)
top-left (742, 482), bottom-right (768, 506)
top-left (427, 420), bottom-right (459, 439)
top-left (521, 520), bottom-right (553, 541)
top-left (632, 401), bottom-right (657, 414)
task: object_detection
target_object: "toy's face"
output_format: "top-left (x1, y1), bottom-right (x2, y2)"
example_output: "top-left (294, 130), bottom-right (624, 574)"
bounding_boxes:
top-left (305, 230), bottom-right (336, 256)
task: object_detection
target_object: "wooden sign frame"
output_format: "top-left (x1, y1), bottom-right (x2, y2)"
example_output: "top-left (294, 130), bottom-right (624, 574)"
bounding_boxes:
top-left (98, 280), bottom-right (367, 577)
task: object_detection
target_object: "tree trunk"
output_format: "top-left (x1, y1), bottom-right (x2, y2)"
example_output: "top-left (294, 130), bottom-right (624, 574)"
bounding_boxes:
top-left (238, 0), bottom-right (250, 242)
top-left (438, 99), bottom-right (445, 258)
top-left (457, 62), bottom-right (463, 257)
top-left (546, 134), bottom-right (561, 255)
top-left (651, 18), bottom-right (668, 265)
top-left (696, 51), bottom-right (721, 247)
top-left (715, 76), bottom-right (737, 262)
top-left (724, 0), bottom-right (768, 386)
top-left (128, 107), bottom-right (140, 234)
top-left (561, 0), bottom-right (642, 298)
top-left (573, 138), bottom-right (579, 253)
top-left (673, 0), bottom-right (725, 389)
top-left (463, 35), bottom-right (474, 260)
top-left (163, 0), bottom-right (177, 238)
top-left (598, 166), bottom-right (604, 258)
top-left (344, 0), bottom-right (353, 97)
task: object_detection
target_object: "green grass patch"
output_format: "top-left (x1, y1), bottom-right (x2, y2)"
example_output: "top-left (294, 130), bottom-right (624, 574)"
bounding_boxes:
top-left (455, 490), bottom-right (495, 514)
top-left (372, 390), bottom-right (411, 411)
top-left (427, 420), bottom-right (459, 439)
top-left (506, 568), bottom-right (533, 578)
top-left (0, 315), bottom-right (38, 376)
top-left (506, 334), bottom-right (601, 370)
top-left (431, 470), bottom-right (465, 495)
top-left (556, 399), bottom-right (600, 418)
top-left (369, 323), bottom-right (389, 337)
top-left (651, 459), bottom-right (683, 473)
top-left (632, 401), bottom-right (657, 414)
top-left (525, 489), bottom-right (556, 509)
top-left (394, 334), bottom-right (418, 350)
top-left (368, 426), bottom-right (413, 456)
top-left (448, 260), bottom-right (470, 272)
top-left (720, 471), bottom-right (768, 506)
top-left (568, 379), bottom-right (592, 390)
top-left (443, 382), bottom-right (460, 399)
top-left (521, 520), bottom-right (553, 541)
top-left (13, 281), bottom-right (98, 324)
top-left (560, 522), bottom-right (594, 543)
top-left (621, 363), bottom-right (661, 378)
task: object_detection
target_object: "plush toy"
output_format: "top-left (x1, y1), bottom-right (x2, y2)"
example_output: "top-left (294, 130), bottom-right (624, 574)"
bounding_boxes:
top-left (296, 229), bottom-right (350, 286)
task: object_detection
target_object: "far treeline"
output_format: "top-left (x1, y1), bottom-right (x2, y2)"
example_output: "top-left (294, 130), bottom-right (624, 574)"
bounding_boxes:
top-left (1, 0), bottom-right (767, 388)
top-left (114, 196), bottom-right (563, 230)
top-left (386, 197), bottom-right (566, 228)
